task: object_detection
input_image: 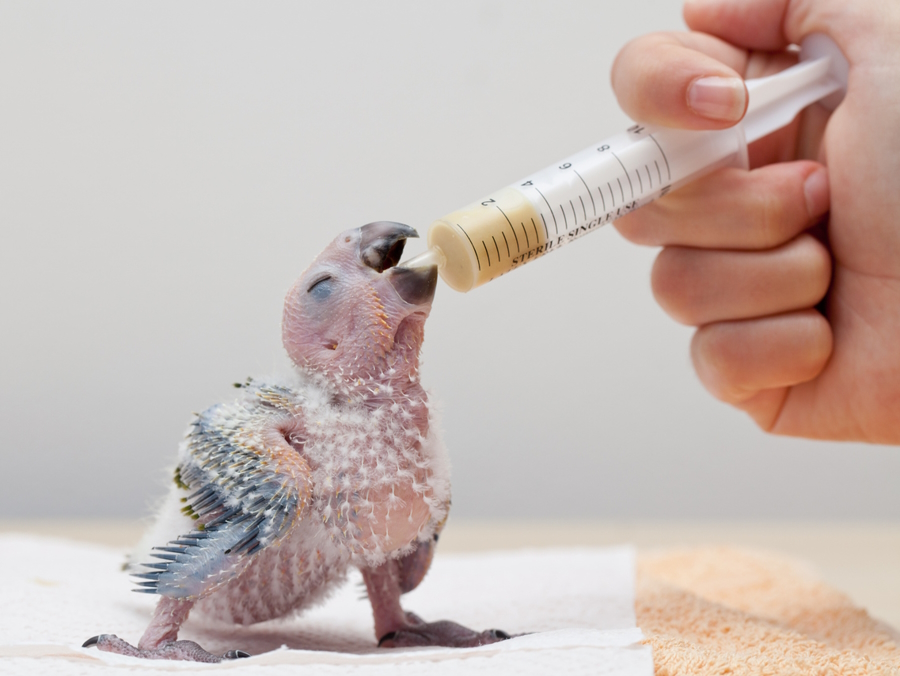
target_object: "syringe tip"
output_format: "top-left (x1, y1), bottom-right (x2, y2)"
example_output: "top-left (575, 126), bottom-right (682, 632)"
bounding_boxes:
top-left (400, 247), bottom-right (445, 270)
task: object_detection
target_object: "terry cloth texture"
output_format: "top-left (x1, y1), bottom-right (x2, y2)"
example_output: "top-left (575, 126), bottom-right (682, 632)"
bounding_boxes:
top-left (636, 547), bottom-right (900, 676)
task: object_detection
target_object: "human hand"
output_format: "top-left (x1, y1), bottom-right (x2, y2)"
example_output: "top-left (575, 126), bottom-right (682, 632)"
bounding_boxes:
top-left (612, 0), bottom-right (900, 443)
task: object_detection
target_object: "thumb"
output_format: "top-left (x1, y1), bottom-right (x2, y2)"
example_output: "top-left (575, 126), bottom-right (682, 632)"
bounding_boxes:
top-left (611, 31), bottom-right (749, 129)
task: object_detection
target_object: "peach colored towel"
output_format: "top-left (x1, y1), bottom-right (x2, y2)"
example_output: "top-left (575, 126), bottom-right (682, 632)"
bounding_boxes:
top-left (637, 548), bottom-right (900, 676)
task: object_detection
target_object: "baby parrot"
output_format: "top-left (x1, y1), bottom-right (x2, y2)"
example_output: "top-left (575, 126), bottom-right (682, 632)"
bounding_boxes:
top-left (83, 222), bottom-right (509, 662)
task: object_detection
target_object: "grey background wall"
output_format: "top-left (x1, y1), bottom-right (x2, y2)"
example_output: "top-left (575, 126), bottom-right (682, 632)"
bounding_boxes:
top-left (1, 1), bottom-right (897, 521)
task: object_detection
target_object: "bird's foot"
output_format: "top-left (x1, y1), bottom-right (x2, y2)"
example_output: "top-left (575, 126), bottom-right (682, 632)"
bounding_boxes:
top-left (82, 634), bottom-right (249, 663)
top-left (378, 615), bottom-right (511, 649)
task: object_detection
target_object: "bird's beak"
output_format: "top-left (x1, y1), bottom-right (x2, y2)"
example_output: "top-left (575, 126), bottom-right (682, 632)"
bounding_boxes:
top-left (387, 264), bottom-right (438, 306)
top-left (358, 221), bottom-right (419, 273)
top-left (358, 221), bottom-right (437, 306)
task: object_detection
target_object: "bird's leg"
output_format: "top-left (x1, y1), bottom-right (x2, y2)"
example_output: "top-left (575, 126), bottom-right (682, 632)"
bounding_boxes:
top-left (362, 554), bottom-right (511, 648)
top-left (83, 597), bottom-right (248, 662)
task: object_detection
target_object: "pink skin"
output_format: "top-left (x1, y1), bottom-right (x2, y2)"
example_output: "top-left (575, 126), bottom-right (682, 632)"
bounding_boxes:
top-left (88, 600), bottom-right (232, 663)
top-left (363, 553), bottom-right (510, 649)
top-left (84, 223), bottom-right (509, 661)
top-left (280, 225), bottom-right (437, 552)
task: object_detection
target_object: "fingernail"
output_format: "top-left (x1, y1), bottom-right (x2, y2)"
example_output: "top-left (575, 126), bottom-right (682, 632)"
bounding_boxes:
top-left (687, 76), bottom-right (747, 122)
top-left (803, 168), bottom-right (830, 218)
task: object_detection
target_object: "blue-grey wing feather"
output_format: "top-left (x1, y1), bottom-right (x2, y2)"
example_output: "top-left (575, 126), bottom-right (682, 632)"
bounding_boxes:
top-left (134, 381), bottom-right (310, 600)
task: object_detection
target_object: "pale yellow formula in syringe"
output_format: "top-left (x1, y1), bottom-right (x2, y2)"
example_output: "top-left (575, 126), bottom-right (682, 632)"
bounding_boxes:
top-left (403, 34), bottom-right (847, 293)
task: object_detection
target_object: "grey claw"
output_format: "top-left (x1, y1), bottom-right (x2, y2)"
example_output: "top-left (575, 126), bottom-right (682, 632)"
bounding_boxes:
top-left (223, 649), bottom-right (250, 659)
top-left (82, 635), bottom-right (101, 648)
top-left (489, 629), bottom-right (511, 640)
top-left (378, 631), bottom-right (397, 647)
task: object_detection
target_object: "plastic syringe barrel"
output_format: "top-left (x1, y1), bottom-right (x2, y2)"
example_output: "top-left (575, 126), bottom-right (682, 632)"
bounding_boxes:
top-left (418, 33), bottom-right (847, 293)
top-left (427, 123), bottom-right (749, 293)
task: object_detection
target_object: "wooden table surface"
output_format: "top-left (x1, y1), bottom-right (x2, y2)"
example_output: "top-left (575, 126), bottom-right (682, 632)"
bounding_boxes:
top-left (4, 518), bottom-right (898, 630)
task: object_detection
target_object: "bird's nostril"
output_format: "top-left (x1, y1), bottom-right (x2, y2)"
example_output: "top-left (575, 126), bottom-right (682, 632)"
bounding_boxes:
top-left (490, 629), bottom-right (511, 640)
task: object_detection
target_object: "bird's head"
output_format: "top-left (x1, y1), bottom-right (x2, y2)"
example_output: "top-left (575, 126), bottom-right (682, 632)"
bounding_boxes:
top-left (282, 222), bottom-right (437, 387)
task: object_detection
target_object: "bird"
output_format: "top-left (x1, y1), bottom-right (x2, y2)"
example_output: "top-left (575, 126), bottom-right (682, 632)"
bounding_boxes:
top-left (83, 222), bottom-right (510, 662)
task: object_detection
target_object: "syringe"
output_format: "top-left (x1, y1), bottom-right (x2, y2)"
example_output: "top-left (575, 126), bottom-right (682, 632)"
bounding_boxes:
top-left (403, 34), bottom-right (848, 293)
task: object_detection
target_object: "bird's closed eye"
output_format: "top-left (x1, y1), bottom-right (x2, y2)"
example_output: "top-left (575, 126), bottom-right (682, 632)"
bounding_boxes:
top-left (307, 276), bottom-right (333, 300)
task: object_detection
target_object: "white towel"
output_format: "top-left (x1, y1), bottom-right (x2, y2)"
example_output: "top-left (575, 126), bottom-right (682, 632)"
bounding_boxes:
top-left (0, 534), bottom-right (653, 675)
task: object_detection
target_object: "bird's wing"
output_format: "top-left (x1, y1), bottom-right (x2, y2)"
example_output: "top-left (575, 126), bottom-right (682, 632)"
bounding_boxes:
top-left (133, 381), bottom-right (311, 600)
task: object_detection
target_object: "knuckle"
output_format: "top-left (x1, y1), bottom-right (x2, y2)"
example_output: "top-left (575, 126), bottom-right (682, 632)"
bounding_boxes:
top-left (694, 324), bottom-right (731, 372)
top-left (796, 310), bottom-right (833, 370)
top-left (651, 248), bottom-right (703, 324)
top-left (802, 236), bottom-right (833, 296)
top-left (753, 185), bottom-right (793, 248)
top-left (785, 234), bottom-right (833, 304)
top-left (616, 196), bottom-right (690, 247)
top-left (750, 166), bottom-right (818, 248)
top-left (614, 206), bottom-right (663, 245)
top-left (691, 324), bottom-right (751, 403)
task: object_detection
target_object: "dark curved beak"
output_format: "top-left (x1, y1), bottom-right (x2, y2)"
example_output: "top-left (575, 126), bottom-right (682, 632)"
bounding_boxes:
top-left (359, 221), bottom-right (418, 273)
top-left (388, 264), bottom-right (438, 306)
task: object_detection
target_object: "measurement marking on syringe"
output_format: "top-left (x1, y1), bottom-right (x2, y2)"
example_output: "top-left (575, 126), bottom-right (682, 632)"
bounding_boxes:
top-left (532, 218), bottom-right (541, 243)
top-left (648, 135), bottom-right (671, 181)
top-left (654, 161), bottom-right (662, 184)
top-left (520, 222), bottom-right (530, 248)
top-left (597, 185), bottom-right (607, 212)
top-left (534, 187), bottom-right (559, 235)
top-left (501, 231), bottom-right (510, 257)
top-left (635, 169), bottom-right (643, 194)
top-left (560, 203), bottom-right (568, 230)
top-left (645, 165), bottom-right (653, 189)
top-left (616, 178), bottom-right (625, 203)
top-left (496, 205), bottom-right (521, 252)
top-left (611, 152), bottom-right (635, 199)
top-left (482, 241), bottom-right (492, 266)
top-left (569, 200), bottom-right (578, 226)
top-left (573, 170), bottom-right (596, 216)
top-left (539, 214), bottom-right (549, 239)
top-left (579, 196), bottom-right (587, 221)
top-left (491, 235), bottom-right (501, 261)
top-left (455, 223), bottom-right (481, 271)
top-left (607, 182), bottom-right (616, 208)
top-left (612, 153), bottom-right (634, 202)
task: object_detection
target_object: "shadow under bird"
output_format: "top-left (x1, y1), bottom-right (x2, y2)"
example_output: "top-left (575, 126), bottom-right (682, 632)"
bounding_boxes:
top-left (83, 222), bottom-right (509, 662)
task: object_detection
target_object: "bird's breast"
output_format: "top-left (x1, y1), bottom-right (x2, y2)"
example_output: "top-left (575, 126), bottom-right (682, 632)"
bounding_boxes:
top-left (304, 401), bottom-right (440, 565)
